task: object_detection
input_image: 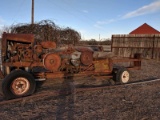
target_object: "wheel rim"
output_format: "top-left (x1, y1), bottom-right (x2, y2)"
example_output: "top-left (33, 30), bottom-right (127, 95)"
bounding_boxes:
top-left (121, 71), bottom-right (129, 83)
top-left (11, 77), bottom-right (30, 96)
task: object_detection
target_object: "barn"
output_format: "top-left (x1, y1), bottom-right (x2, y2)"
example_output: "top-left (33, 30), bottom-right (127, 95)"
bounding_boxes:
top-left (111, 23), bottom-right (160, 60)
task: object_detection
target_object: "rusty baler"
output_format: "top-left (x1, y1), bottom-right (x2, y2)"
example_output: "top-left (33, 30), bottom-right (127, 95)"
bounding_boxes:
top-left (0, 32), bottom-right (141, 99)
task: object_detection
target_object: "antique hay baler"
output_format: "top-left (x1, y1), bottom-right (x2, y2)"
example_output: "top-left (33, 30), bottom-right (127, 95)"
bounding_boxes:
top-left (0, 32), bottom-right (141, 99)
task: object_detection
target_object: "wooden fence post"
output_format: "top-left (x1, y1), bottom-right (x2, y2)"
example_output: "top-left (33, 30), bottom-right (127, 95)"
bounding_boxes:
top-left (152, 35), bottom-right (155, 59)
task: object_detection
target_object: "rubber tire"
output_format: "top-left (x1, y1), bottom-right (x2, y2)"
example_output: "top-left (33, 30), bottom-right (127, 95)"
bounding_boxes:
top-left (112, 67), bottom-right (130, 84)
top-left (2, 70), bottom-right (36, 100)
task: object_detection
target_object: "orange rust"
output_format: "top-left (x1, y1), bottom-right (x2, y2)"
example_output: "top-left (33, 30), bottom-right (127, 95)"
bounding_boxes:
top-left (1, 32), bottom-right (141, 80)
top-left (40, 41), bottom-right (56, 49)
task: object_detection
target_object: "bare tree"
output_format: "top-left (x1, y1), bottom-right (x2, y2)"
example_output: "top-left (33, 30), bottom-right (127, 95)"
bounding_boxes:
top-left (9, 20), bottom-right (81, 45)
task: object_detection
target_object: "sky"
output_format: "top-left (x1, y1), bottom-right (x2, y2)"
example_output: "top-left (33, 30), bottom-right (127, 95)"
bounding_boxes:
top-left (0, 0), bottom-right (160, 40)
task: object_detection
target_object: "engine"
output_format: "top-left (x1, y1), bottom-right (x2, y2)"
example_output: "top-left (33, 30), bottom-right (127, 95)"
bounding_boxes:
top-left (5, 40), bottom-right (94, 73)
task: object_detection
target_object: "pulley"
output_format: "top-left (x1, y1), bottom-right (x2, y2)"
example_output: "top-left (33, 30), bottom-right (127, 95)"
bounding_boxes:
top-left (43, 53), bottom-right (61, 72)
top-left (80, 51), bottom-right (93, 66)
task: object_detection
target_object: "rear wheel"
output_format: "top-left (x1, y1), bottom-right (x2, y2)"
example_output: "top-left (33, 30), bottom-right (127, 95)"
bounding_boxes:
top-left (113, 67), bottom-right (130, 84)
top-left (2, 70), bottom-right (36, 99)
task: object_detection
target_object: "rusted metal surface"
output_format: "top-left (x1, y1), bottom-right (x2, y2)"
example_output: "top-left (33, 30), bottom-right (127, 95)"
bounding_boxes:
top-left (2, 32), bottom-right (34, 43)
top-left (43, 53), bottom-right (61, 72)
top-left (93, 59), bottom-right (112, 72)
top-left (1, 33), bottom-right (34, 64)
top-left (112, 58), bottom-right (141, 63)
top-left (11, 77), bottom-right (30, 95)
top-left (1, 32), bottom-right (141, 79)
top-left (80, 52), bottom-right (93, 66)
top-left (40, 41), bottom-right (56, 49)
top-left (3, 62), bottom-right (43, 67)
top-left (0, 33), bottom-right (143, 99)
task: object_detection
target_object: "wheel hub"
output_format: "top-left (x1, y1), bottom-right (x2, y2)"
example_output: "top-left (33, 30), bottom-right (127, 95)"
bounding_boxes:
top-left (121, 71), bottom-right (129, 83)
top-left (11, 77), bottom-right (30, 96)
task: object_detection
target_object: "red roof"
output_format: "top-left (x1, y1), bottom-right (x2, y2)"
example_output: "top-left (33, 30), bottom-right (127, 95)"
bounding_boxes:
top-left (129, 23), bottom-right (160, 34)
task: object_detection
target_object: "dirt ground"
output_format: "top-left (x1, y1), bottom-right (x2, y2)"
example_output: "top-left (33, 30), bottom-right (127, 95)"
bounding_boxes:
top-left (0, 59), bottom-right (160, 120)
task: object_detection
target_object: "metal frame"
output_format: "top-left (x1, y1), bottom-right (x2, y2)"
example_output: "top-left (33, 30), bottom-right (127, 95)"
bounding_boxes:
top-left (0, 33), bottom-right (141, 80)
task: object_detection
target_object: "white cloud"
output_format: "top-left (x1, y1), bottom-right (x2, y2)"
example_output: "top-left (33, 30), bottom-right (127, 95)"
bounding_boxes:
top-left (97, 19), bottom-right (115, 25)
top-left (94, 24), bottom-right (103, 29)
top-left (94, 0), bottom-right (160, 29)
top-left (122, 0), bottom-right (160, 19)
top-left (82, 10), bottom-right (89, 13)
top-left (94, 19), bottom-right (116, 28)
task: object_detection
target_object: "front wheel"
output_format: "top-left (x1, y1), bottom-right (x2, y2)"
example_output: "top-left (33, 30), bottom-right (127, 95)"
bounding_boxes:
top-left (2, 70), bottom-right (36, 99)
top-left (113, 67), bottom-right (130, 84)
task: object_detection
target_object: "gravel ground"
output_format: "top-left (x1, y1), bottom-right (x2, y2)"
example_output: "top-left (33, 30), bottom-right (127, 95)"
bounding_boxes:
top-left (0, 59), bottom-right (160, 120)
top-left (130, 59), bottom-right (160, 81)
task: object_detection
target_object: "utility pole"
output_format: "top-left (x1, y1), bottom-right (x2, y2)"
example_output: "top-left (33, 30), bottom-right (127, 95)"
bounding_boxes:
top-left (31, 0), bottom-right (34, 24)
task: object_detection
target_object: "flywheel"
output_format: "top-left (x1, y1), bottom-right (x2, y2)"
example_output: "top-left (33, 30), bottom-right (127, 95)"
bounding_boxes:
top-left (43, 53), bottom-right (61, 72)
